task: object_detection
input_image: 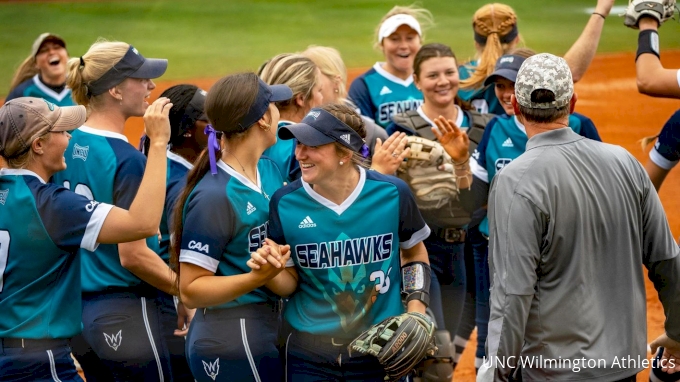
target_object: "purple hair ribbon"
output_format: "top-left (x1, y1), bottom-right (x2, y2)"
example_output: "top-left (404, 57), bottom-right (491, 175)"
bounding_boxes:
top-left (204, 124), bottom-right (220, 175)
top-left (360, 144), bottom-right (370, 159)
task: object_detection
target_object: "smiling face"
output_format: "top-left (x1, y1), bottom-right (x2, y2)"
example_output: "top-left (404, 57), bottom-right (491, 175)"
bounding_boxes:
top-left (34, 41), bottom-right (68, 85)
top-left (37, 130), bottom-right (71, 176)
top-left (494, 77), bottom-right (516, 115)
top-left (295, 142), bottom-right (344, 186)
top-left (381, 25), bottom-right (421, 78)
top-left (414, 56), bottom-right (459, 108)
top-left (118, 78), bottom-right (156, 117)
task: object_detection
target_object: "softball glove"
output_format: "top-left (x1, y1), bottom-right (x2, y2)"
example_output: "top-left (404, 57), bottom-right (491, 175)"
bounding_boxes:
top-left (397, 137), bottom-right (458, 211)
top-left (348, 312), bottom-right (437, 381)
top-left (623, 0), bottom-right (677, 28)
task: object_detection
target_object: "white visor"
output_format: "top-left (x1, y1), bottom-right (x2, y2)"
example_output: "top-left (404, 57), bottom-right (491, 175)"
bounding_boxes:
top-left (379, 14), bottom-right (422, 42)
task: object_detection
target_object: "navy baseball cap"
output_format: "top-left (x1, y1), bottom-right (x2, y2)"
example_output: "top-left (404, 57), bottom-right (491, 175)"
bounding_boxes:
top-left (278, 108), bottom-right (365, 153)
top-left (237, 78), bottom-right (292, 129)
top-left (87, 45), bottom-right (168, 96)
top-left (483, 54), bottom-right (526, 87)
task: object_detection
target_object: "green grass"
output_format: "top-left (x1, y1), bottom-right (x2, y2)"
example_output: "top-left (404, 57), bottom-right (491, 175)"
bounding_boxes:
top-left (1, 0), bottom-right (679, 96)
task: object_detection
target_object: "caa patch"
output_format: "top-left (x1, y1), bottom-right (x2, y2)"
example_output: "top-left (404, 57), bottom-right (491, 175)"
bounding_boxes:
top-left (188, 240), bottom-right (209, 253)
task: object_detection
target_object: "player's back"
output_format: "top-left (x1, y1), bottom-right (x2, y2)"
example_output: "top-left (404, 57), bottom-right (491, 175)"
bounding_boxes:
top-left (52, 126), bottom-right (150, 292)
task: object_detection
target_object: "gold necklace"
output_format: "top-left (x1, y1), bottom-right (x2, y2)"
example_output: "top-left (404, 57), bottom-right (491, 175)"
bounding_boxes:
top-left (225, 151), bottom-right (269, 199)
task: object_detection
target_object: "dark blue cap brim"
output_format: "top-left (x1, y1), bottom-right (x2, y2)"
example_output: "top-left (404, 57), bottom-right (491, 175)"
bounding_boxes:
top-left (484, 69), bottom-right (518, 87)
top-left (128, 58), bottom-right (168, 79)
top-left (270, 84), bottom-right (293, 102)
top-left (278, 123), bottom-right (336, 147)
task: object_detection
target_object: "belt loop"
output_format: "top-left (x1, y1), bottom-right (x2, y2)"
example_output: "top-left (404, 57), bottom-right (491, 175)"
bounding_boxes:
top-left (21, 338), bottom-right (24, 348)
top-left (203, 308), bottom-right (207, 317)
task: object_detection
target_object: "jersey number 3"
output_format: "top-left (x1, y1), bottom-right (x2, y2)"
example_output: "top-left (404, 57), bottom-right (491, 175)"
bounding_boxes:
top-left (0, 230), bottom-right (10, 293)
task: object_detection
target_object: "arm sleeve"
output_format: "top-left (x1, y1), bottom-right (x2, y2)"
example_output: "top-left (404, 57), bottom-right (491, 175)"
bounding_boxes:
top-left (395, 179), bottom-right (430, 249)
top-left (348, 76), bottom-right (376, 121)
top-left (4, 86), bottom-right (23, 103)
top-left (650, 110), bottom-right (680, 170)
top-left (111, 144), bottom-right (146, 209)
top-left (178, 185), bottom-right (235, 273)
top-left (34, 182), bottom-right (113, 253)
top-left (268, 191), bottom-right (292, 267)
top-left (482, 176), bottom-right (546, 381)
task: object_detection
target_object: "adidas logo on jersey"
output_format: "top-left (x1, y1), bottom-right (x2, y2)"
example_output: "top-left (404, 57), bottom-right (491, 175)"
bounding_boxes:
top-left (0, 189), bottom-right (7, 205)
top-left (502, 138), bottom-right (514, 147)
top-left (72, 143), bottom-right (89, 161)
top-left (340, 134), bottom-right (351, 144)
top-left (299, 216), bottom-right (316, 228)
top-left (379, 86), bottom-right (392, 96)
top-left (104, 330), bottom-right (122, 351)
top-left (246, 201), bottom-right (256, 215)
top-left (202, 358), bottom-right (220, 380)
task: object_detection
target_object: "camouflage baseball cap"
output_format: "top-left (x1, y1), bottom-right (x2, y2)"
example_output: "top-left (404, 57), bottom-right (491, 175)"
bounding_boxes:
top-left (0, 97), bottom-right (86, 158)
top-left (515, 53), bottom-right (573, 109)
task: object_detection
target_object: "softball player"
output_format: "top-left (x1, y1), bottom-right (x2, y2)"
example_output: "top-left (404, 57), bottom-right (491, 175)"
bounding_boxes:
top-left (348, 5), bottom-right (433, 128)
top-left (140, 84), bottom-right (211, 382)
top-left (635, 14), bottom-right (680, 381)
top-left (252, 103), bottom-right (431, 381)
top-left (51, 41), bottom-right (178, 381)
top-left (6, 33), bottom-right (75, 106)
top-left (384, 43), bottom-right (493, 378)
top-left (458, 0), bottom-right (615, 115)
top-left (0, 96), bottom-right (171, 382)
top-left (258, 53), bottom-right (324, 183)
top-left (170, 73), bottom-right (292, 382)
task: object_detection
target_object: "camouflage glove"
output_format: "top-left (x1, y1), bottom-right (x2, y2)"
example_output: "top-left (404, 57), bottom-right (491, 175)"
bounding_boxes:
top-left (348, 312), bottom-right (437, 381)
top-left (623, 0), bottom-right (677, 28)
top-left (397, 136), bottom-right (458, 210)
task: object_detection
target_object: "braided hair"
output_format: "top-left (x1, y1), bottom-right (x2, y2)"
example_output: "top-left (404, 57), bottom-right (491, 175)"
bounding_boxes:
top-left (321, 103), bottom-right (369, 168)
top-left (141, 84), bottom-right (200, 155)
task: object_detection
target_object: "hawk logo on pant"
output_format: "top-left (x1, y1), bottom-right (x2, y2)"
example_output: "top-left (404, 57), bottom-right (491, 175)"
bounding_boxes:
top-left (202, 358), bottom-right (220, 380)
top-left (104, 330), bottom-right (122, 351)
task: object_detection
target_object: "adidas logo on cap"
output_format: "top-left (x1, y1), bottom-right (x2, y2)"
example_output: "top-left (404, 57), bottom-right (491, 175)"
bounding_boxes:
top-left (299, 216), bottom-right (316, 229)
top-left (340, 134), bottom-right (351, 144)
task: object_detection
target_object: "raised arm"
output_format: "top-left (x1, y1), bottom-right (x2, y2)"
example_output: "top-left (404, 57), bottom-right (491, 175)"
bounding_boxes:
top-left (563, 0), bottom-right (615, 82)
top-left (635, 18), bottom-right (680, 98)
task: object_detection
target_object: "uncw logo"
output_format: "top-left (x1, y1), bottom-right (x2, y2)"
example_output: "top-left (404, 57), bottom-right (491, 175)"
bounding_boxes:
top-left (42, 99), bottom-right (55, 111)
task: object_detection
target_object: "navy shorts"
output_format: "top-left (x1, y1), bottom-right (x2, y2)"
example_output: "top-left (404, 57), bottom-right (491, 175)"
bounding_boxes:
top-left (75, 289), bottom-right (173, 382)
top-left (285, 329), bottom-right (407, 382)
top-left (0, 338), bottom-right (82, 382)
top-left (186, 303), bottom-right (281, 382)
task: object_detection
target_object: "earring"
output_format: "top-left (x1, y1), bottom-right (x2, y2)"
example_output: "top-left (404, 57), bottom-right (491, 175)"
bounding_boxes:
top-left (119, 96), bottom-right (123, 105)
top-left (339, 161), bottom-right (344, 165)
top-left (183, 131), bottom-right (192, 138)
top-left (334, 89), bottom-right (339, 93)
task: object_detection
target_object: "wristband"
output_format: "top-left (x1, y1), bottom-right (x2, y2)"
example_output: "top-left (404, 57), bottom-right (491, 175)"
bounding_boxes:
top-left (636, 29), bottom-right (660, 61)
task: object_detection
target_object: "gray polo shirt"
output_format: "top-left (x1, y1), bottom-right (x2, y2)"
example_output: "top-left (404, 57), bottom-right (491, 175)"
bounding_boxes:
top-left (478, 127), bottom-right (680, 381)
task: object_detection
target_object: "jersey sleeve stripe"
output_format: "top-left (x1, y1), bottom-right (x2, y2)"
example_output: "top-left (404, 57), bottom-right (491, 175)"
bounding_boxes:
top-left (81, 203), bottom-right (114, 252)
top-left (650, 147), bottom-right (678, 170)
top-left (179, 249), bottom-right (220, 272)
top-left (471, 157), bottom-right (489, 183)
top-left (399, 225), bottom-right (431, 249)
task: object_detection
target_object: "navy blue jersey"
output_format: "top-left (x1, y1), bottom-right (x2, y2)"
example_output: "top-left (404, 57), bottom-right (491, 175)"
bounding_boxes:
top-left (348, 63), bottom-right (423, 128)
top-left (458, 61), bottom-right (503, 115)
top-left (269, 167), bottom-right (431, 337)
top-left (156, 151), bottom-right (193, 263)
top-left (178, 159), bottom-right (284, 309)
top-left (650, 109), bottom-right (680, 170)
top-left (263, 121), bottom-right (298, 183)
top-left (0, 169), bottom-right (113, 339)
top-left (52, 126), bottom-right (158, 292)
top-left (5, 75), bottom-right (75, 106)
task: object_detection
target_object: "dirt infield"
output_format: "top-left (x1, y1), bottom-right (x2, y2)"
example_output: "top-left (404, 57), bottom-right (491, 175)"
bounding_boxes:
top-left (122, 51), bottom-right (680, 381)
